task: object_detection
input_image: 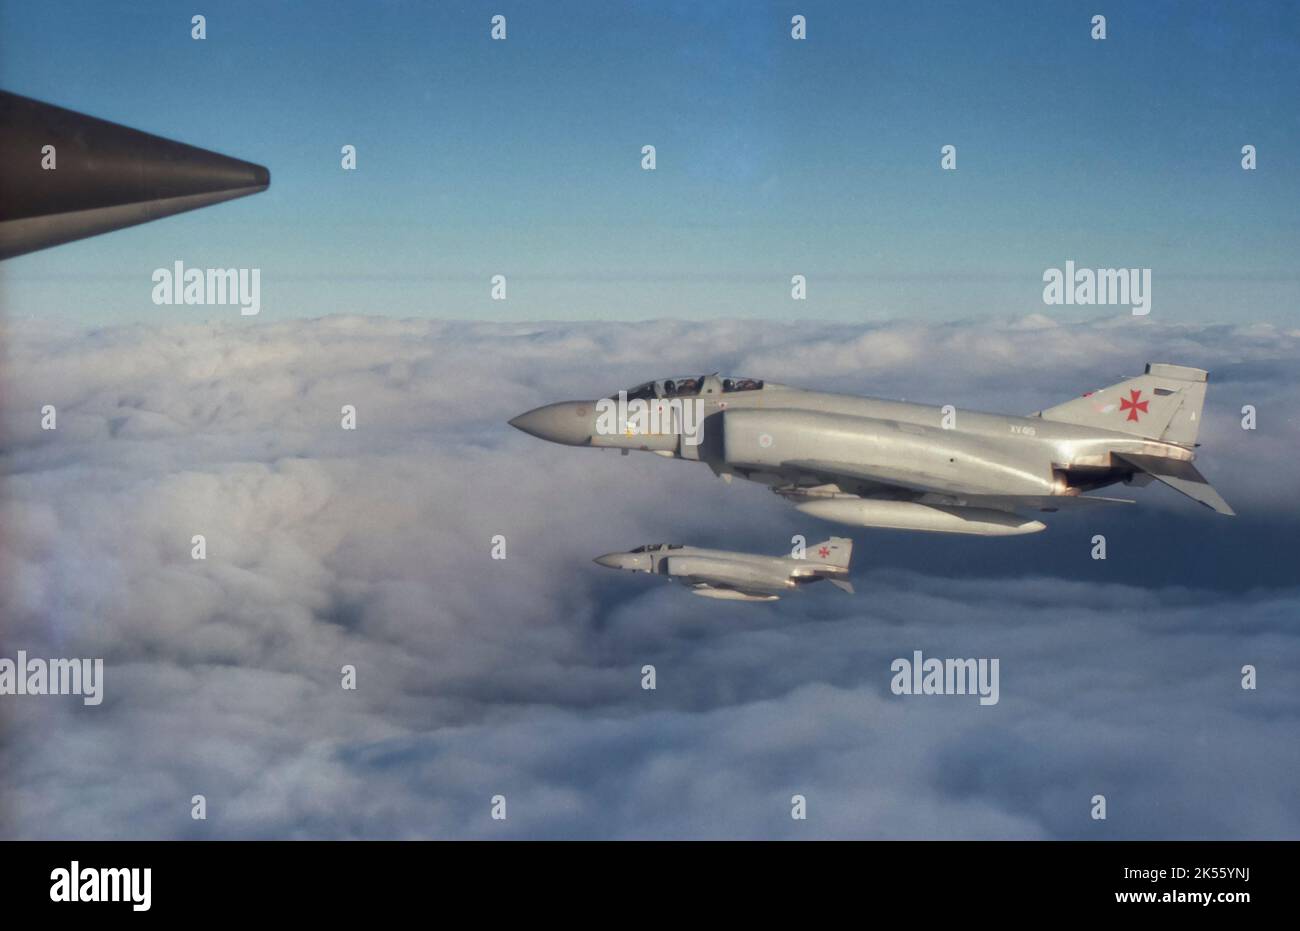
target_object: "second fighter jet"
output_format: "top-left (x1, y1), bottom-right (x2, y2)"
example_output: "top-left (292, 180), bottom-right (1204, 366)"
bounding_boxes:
top-left (594, 538), bottom-right (854, 602)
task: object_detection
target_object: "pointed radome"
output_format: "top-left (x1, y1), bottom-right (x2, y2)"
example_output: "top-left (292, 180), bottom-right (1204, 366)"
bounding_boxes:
top-left (0, 91), bottom-right (269, 260)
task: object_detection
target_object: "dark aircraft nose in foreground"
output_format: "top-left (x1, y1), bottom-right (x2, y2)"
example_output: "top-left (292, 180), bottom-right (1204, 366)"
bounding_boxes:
top-left (508, 402), bottom-right (594, 446)
top-left (0, 91), bottom-right (270, 260)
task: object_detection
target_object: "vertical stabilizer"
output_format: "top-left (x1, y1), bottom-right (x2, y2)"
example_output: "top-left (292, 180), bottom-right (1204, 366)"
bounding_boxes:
top-left (1034, 363), bottom-right (1208, 446)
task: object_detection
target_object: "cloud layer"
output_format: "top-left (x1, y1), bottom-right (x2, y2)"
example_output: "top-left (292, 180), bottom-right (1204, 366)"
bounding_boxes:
top-left (1, 313), bottom-right (1297, 838)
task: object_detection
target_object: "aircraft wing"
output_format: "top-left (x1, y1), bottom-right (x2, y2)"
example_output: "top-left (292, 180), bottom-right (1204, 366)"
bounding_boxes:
top-left (677, 573), bottom-right (788, 597)
top-left (926, 493), bottom-right (1135, 512)
top-left (780, 459), bottom-right (1134, 513)
top-left (666, 555), bottom-right (790, 598)
top-left (782, 458), bottom-right (993, 497)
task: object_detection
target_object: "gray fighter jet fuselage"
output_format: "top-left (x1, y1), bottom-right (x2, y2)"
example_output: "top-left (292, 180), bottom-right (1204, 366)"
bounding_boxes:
top-left (594, 537), bottom-right (854, 602)
top-left (510, 365), bottom-right (1233, 536)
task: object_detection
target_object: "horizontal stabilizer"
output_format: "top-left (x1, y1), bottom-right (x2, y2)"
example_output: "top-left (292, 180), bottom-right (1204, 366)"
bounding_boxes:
top-left (828, 578), bottom-right (855, 595)
top-left (1113, 453), bottom-right (1235, 516)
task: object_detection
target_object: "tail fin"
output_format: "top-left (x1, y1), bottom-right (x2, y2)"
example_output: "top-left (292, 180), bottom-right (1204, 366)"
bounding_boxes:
top-left (1034, 363), bottom-right (1207, 447)
top-left (809, 537), bottom-right (853, 570)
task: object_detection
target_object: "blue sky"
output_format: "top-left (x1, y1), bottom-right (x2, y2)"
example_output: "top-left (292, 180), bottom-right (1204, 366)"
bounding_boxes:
top-left (1, 0), bottom-right (1297, 323)
top-left (2, 5), bottom-right (1298, 839)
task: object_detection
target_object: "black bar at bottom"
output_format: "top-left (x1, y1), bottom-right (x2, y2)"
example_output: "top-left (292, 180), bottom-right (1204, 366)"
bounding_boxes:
top-left (1, 840), bottom-right (1286, 917)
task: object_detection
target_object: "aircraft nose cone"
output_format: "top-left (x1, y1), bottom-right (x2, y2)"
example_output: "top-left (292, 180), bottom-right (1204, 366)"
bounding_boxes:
top-left (592, 553), bottom-right (624, 569)
top-left (508, 401), bottom-right (595, 446)
top-left (0, 91), bottom-right (274, 260)
top-left (247, 162), bottom-right (271, 190)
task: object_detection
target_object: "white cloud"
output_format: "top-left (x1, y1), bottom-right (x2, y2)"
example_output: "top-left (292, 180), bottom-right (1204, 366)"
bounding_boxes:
top-left (0, 314), bottom-right (1297, 838)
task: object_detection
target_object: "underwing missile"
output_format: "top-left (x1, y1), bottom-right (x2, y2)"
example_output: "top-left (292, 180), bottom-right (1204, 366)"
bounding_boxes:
top-left (0, 91), bottom-right (270, 260)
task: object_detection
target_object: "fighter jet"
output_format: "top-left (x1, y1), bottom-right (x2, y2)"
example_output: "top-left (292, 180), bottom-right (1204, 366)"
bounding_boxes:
top-left (510, 365), bottom-right (1234, 536)
top-left (0, 91), bottom-right (269, 260)
top-left (594, 537), bottom-right (854, 602)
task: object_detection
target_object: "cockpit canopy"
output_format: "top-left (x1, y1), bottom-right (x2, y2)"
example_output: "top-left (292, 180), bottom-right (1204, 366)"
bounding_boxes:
top-left (629, 544), bottom-right (686, 553)
top-left (612, 374), bottom-right (764, 401)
